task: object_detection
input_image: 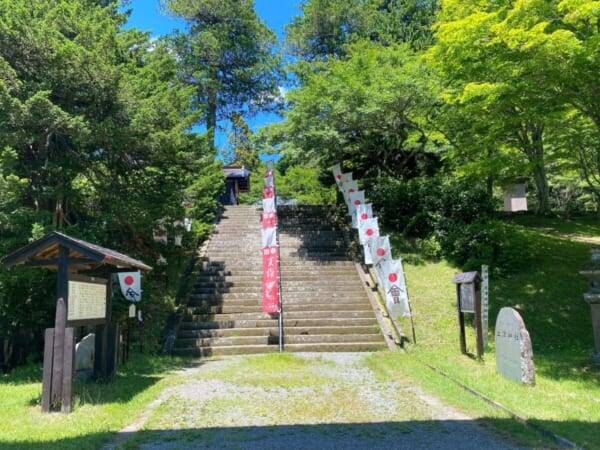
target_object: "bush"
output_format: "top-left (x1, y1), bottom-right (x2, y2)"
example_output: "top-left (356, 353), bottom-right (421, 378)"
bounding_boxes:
top-left (369, 175), bottom-right (527, 272)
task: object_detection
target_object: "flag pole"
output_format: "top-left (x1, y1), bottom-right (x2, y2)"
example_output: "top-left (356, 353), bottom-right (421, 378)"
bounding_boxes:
top-left (400, 259), bottom-right (417, 345)
top-left (276, 218), bottom-right (284, 353)
top-left (274, 177), bottom-right (284, 352)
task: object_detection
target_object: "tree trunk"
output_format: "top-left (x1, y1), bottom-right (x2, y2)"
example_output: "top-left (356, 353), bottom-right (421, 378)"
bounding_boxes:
top-left (206, 89), bottom-right (217, 151)
top-left (517, 122), bottom-right (550, 215)
top-left (529, 125), bottom-right (550, 215)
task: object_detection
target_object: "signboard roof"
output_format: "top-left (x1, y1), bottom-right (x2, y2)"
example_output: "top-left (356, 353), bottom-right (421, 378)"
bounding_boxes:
top-left (1, 231), bottom-right (152, 272)
top-left (452, 271), bottom-right (481, 284)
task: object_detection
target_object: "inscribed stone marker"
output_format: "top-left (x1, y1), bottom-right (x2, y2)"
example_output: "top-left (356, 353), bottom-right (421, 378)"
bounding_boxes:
top-left (495, 307), bottom-right (535, 385)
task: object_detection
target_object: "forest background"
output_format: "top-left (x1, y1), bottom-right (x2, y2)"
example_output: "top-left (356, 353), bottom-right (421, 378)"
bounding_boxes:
top-left (1, 0), bottom-right (599, 371)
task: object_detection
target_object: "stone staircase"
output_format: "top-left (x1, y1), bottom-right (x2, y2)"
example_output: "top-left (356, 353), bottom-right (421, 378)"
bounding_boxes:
top-left (171, 204), bottom-right (387, 357)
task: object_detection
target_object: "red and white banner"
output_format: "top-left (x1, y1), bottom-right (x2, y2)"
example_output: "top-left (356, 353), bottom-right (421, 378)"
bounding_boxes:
top-left (342, 180), bottom-right (359, 204)
top-left (354, 203), bottom-right (373, 229)
top-left (363, 243), bottom-right (373, 265)
top-left (369, 235), bottom-right (391, 267)
top-left (118, 271), bottom-right (142, 302)
top-left (332, 163), bottom-right (342, 189)
top-left (339, 172), bottom-right (353, 194)
top-left (347, 190), bottom-right (365, 216)
top-left (262, 226), bottom-right (277, 248)
top-left (379, 258), bottom-right (410, 317)
top-left (263, 185), bottom-right (275, 199)
top-left (358, 217), bottom-right (379, 245)
top-left (262, 197), bottom-right (276, 212)
top-left (262, 211), bottom-right (277, 229)
top-left (262, 246), bottom-right (279, 313)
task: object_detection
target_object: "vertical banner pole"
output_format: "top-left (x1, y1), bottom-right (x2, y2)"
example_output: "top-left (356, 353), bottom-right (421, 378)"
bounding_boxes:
top-left (400, 259), bottom-right (417, 345)
top-left (481, 265), bottom-right (489, 348)
top-left (276, 223), bottom-right (283, 353)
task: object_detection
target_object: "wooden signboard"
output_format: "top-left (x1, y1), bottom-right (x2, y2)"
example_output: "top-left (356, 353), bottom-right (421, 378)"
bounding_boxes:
top-left (67, 274), bottom-right (108, 326)
top-left (452, 271), bottom-right (484, 360)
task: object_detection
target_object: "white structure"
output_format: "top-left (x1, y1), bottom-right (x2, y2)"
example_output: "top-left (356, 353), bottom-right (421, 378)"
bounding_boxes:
top-left (503, 182), bottom-right (528, 212)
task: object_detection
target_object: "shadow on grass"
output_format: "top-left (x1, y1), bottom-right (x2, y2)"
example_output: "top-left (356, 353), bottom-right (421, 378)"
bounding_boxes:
top-left (0, 363), bottom-right (45, 386)
top-left (2, 417), bottom-right (589, 450)
top-left (72, 354), bottom-right (200, 407)
top-left (3, 354), bottom-right (198, 408)
top-left (504, 213), bottom-right (600, 238)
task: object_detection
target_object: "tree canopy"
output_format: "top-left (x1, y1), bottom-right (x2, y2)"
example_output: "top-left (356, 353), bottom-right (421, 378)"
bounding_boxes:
top-left (163, 0), bottom-right (284, 150)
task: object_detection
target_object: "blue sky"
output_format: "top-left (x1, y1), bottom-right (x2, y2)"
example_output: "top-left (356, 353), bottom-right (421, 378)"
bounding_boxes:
top-left (124, 0), bottom-right (298, 40)
top-left (122, 1), bottom-right (299, 151)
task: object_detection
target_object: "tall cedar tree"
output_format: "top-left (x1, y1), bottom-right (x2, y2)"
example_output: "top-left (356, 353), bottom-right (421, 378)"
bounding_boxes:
top-left (163, 0), bottom-right (283, 150)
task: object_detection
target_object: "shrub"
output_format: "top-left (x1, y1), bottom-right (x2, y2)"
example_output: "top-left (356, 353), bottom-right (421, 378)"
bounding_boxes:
top-left (369, 175), bottom-right (528, 272)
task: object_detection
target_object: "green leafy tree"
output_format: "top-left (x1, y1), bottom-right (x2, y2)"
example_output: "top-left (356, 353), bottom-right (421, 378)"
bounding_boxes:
top-left (285, 0), bottom-right (438, 64)
top-left (163, 0), bottom-right (284, 150)
top-left (276, 164), bottom-right (336, 205)
top-left (430, 0), bottom-right (600, 213)
top-left (269, 42), bottom-right (439, 179)
top-left (428, 0), bottom-right (574, 214)
top-left (0, 0), bottom-right (223, 368)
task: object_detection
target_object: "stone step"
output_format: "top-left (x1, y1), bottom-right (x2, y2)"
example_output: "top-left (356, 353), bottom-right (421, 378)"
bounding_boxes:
top-left (180, 319), bottom-right (279, 330)
top-left (171, 341), bottom-right (386, 357)
top-left (168, 202), bottom-right (386, 357)
top-left (206, 261), bottom-right (356, 268)
top-left (174, 333), bottom-right (383, 349)
top-left (177, 325), bottom-right (380, 339)
top-left (186, 302), bottom-right (374, 315)
top-left (184, 310), bottom-right (376, 322)
top-left (188, 293), bottom-right (369, 303)
top-left (180, 317), bottom-right (378, 330)
top-left (194, 274), bottom-right (363, 285)
top-left (195, 269), bottom-right (359, 279)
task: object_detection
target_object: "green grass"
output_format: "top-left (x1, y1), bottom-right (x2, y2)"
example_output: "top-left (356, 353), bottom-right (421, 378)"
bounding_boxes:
top-left (0, 354), bottom-right (190, 449)
top-left (382, 215), bottom-right (600, 449)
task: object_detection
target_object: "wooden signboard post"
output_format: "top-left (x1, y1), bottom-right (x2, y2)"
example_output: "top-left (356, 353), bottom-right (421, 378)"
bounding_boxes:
top-left (452, 271), bottom-right (484, 360)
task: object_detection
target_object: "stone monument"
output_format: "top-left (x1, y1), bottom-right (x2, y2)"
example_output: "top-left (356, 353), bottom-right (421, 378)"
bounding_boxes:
top-left (495, 307), bottom-right (535, 385)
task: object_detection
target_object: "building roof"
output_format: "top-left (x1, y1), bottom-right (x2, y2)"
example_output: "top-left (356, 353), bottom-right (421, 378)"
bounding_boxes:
top-left (2, 231), bottom-right (152, 272)
top-left (223, 166), bottom-right (250, 179)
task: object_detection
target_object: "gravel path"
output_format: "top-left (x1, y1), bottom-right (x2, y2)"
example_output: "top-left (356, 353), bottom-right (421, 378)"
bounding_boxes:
top-left (106, 352), bottom-right (524, 449)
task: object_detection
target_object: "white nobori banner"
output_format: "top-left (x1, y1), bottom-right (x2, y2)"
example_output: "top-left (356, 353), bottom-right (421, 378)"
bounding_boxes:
top-left (118, 271), bottom-right (142, 302)
top-left (379, 258), bottom-right (410, 317)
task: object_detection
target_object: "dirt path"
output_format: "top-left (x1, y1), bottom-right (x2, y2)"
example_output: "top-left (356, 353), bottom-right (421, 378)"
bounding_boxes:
top-left (104, 352), bottom-right (524, 449)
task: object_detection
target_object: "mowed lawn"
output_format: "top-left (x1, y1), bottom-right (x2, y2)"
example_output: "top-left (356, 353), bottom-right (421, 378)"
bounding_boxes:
top-left (381, 214), bottom-right (600, 449)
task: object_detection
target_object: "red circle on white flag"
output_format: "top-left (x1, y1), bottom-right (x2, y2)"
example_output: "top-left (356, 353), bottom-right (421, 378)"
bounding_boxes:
top-left (366, 228), bottom-right (374, 236)
top-left (377, 248), bottom-right (385, 256)
top-left (349, 188), bottom-right (355, 193)
top-left (388, 273), bottom-right (398, 283)
top-left (124, 275), bottom-right (134, 286)
top-left (337, 174), bottom-right (341, 180)
top-left (361, 213), bottom-right (368, 220)
top-left (354, 199), bottom-right (361, 205)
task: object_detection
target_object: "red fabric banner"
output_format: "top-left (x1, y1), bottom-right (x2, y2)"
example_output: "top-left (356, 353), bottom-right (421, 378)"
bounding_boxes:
top-left (262, 246), bottom-right (279, 313)
top-left (262, 211), bottom-right (277, 229)
top-left (263, 185), bottom-right (275, 199)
